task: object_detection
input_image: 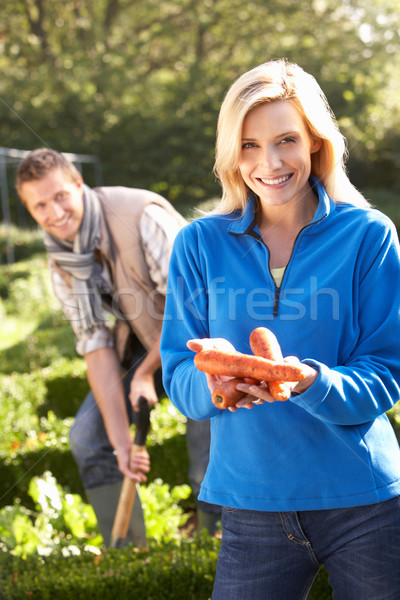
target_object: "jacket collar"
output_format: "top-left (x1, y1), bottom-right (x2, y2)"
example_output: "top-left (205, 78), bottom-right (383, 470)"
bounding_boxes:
top-left (227, 176), bottom-right (332, 236)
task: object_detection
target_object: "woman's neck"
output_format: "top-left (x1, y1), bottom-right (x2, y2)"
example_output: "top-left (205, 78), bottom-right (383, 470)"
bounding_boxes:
top-left (256, 188), bottom-right (318, 269)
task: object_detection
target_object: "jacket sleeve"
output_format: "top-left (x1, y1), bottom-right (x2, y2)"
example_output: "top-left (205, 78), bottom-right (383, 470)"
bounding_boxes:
top-left (291, 218), bottom-right (400, 425)
top-left (160, 225), bottom-right (221, 420)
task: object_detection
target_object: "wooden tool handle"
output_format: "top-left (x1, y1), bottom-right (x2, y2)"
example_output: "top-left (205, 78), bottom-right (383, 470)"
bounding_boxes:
top-left (110, 397), bottom-right (150, 549)
top-left (110, 443), bottom-right (143, 548)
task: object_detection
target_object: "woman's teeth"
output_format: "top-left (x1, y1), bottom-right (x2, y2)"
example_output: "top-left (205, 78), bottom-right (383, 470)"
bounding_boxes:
top-left (259, 175), bottom-right (291, 185)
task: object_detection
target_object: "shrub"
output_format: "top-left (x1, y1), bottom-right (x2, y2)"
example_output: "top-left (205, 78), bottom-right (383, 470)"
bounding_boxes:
top-left (0, 535), bottom-right (220, 600)
top-left (0, 471), bottom-right (192, 558)
top-left (0, 225), bottom-right (45, 265)
top-left (0, 534), bottom-right (332, 600)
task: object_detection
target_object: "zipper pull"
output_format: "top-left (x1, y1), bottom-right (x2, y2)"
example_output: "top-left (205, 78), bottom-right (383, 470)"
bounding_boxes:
top-left (273, 287), bottom-right (280, 317)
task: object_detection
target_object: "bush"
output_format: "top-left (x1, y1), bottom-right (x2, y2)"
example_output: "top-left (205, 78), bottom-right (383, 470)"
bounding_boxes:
top-left (0, 471), bottom-right (192, 558)
top-left (0, 535), bottom-right (332, 600)
top-left (363, 187), bottom-right (400, 231)
top-left (0, 535), bottom-right (220, 600)
top-left (0, 225), bottom-right (45, 265)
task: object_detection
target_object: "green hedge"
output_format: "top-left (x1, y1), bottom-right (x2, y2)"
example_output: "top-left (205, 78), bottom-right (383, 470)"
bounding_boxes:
top-left (0, 536), bottom-right (332, 600)
top-left (0, 225), bottom-right (45, 265)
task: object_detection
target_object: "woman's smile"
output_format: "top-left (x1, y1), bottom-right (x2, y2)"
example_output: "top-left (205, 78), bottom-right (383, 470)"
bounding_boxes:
top-left (239, 100), bottom-right (320, 211)
top-left (256, 173), bottom-right (293, 186)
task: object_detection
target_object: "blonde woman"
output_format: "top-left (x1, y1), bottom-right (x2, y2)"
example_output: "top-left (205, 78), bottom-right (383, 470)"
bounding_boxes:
top-left (160, 59), bottom-right (400, 599)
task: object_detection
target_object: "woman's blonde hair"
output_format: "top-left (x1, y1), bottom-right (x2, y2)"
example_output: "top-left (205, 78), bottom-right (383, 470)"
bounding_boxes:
top-left (213, 59), bottom-right (369, 213)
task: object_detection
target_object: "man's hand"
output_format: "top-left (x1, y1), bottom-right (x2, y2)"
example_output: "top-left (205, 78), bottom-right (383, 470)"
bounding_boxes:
top-left (129, 332), bottom-right (162, 411)
top-left (129, 372), bottom-right (158, 411)
top-left (114, 444), bottom-right (150, 483)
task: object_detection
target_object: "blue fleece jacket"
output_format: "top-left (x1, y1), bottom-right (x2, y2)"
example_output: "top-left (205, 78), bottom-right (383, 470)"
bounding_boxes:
top-left (160, 178), bottom-right (400, 511)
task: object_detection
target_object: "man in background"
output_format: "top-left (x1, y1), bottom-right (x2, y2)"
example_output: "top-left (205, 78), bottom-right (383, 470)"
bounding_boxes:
top-left (16, 148), bottom-right (220, 545)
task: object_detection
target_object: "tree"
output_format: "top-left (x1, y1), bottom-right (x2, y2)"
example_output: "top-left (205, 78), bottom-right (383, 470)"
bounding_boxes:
top-left (1, 0), bottom-right (400, 210)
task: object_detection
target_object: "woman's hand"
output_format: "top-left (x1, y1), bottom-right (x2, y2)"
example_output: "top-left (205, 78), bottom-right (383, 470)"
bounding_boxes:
top-left (187, 337), bottom-right (236, 353)
top-left (188, 340), bottom-right (318, 411)
top-left (233, 357), bottom-right (318, 412)
top-left (187, 338), bottom-right (237, 395)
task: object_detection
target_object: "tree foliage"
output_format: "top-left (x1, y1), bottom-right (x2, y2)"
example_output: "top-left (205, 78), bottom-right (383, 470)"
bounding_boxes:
top-left (1, 0), bottom-right (400, 210)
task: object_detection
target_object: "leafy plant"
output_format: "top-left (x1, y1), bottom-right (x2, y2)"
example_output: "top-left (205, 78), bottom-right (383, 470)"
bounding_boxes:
top-left (0, 472), bottom-right (100, 558)
top-left (387, 402), bottom-right (400, 444)
top-left (140, 478), bottom-right (191, 542)
top-left (0, 471), bottom-right (192, 558)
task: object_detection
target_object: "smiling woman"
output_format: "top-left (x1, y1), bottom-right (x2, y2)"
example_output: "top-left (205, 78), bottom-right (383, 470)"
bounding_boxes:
top-left (160, 58), bottom-right (400, 600)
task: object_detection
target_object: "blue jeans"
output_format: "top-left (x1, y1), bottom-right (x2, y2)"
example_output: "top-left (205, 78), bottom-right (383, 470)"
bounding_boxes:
top-left (69, 336), bottom-right (215, 498)
top-left (70, 387), bottom-right (214, 493)
top-left (69, 357), bottom-right (164, 489)
top-left (212, 496), bottom-right (400, 600)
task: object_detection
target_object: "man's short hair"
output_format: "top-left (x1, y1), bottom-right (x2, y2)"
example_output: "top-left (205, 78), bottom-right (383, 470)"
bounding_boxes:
top-left (16, 148), bottom-right (81, 200)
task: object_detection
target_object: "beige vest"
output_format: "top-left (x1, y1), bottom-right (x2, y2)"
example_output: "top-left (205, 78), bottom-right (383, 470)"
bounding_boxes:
top-left (94, 186), bottom-right (186, 357)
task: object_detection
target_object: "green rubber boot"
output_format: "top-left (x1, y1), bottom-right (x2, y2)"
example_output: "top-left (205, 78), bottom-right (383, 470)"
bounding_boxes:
top-left (85, 481), bottom-right (146, 548)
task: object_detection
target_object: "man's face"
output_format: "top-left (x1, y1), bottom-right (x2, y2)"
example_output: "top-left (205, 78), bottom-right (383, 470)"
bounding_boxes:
top-left (19, 168), bottom-right (85, 241)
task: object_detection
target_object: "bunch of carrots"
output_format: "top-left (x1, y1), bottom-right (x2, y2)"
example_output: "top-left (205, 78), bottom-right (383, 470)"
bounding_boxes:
top-left (192, 327), bottom-right (307, 409)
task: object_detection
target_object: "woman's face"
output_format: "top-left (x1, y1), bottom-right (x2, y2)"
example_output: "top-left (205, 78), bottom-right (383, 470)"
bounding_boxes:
top-left (238, 100), bottom-right (321, 210)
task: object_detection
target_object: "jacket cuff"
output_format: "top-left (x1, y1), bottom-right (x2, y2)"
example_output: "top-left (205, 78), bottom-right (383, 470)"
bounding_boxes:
top-left (289, 359), bottom-right (331, 414)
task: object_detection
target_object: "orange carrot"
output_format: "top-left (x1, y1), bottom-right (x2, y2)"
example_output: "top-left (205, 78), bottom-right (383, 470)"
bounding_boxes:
top-left (212, 377), bottom-right (257, 409)
top-left (249, 327), bottom-right (291, 401)
top-left (194, 349), bottom-right (307, 382)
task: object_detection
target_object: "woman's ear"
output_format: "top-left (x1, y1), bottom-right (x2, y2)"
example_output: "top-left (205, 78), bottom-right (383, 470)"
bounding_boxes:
top-left (310, 137), bottom-right (322, 154)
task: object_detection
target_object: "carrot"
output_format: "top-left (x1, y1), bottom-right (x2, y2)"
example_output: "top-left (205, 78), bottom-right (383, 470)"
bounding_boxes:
top-left (249, 327), bottom-right (291, 401)
top-left (249, 327), bottom-right (283, 363)
top-left (194, 349), bottom-right (307, 382)
top-left (212, 377), bottom-right (257, 409)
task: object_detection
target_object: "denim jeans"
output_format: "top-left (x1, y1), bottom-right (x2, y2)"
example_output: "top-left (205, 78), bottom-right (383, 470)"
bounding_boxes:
top-left (69, 359), bottom-right (163, 489)
top-left (69, 384), bottom-right (214, 493)
top-left (69, 337), bottom-right (214, 497)
top-left (212, 496), bottom-right (400, 600)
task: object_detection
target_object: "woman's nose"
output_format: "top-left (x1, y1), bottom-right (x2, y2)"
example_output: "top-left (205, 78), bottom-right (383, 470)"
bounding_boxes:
top-left (262, 148), bottom-right (283, 171)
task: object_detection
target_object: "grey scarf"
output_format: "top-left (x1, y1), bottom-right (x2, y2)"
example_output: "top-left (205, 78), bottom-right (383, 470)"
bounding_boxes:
top-left (44, 184), bottom-right (104, 335)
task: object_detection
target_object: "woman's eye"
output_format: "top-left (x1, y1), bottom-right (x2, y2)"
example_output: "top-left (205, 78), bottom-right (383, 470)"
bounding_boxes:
top-left (280, 137), bottom-right (296, 145)
top-left (242, 142), bottom-right (256, 149)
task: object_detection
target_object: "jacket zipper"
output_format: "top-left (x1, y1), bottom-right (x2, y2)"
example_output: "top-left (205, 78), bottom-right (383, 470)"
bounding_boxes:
top-left (270, 215), bottom-right (327, 318)
top-left (272, 285), bottom-right (281, 317)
